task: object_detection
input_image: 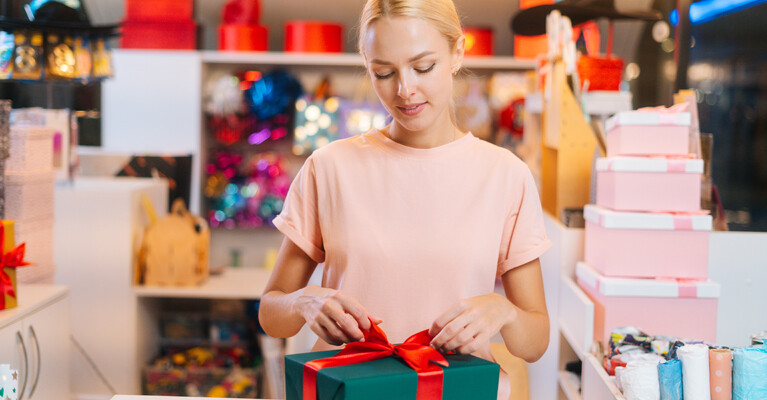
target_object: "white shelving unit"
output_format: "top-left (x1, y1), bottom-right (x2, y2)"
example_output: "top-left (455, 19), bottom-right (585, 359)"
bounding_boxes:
top-left (202, 50), bottom-right (538, 70)
top-left (558, 371), bottom-right (582, 400)
top-left (133, 267), bottom-right (272, 299)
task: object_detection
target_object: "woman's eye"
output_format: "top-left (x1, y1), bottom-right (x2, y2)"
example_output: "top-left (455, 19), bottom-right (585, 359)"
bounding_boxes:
top-left (415, 63), bottom-right (436, 74)
top-left (374, 71), bottom-right (394, 79)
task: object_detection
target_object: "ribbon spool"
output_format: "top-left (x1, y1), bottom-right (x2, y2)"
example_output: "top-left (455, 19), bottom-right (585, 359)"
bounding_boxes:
top-left (284, 21), bottom-right (343, 53)
top-left (219, 24), bottom-right (268, 51)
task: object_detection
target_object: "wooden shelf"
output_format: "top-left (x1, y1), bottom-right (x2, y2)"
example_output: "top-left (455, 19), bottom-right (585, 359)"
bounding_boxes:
top-left (201, 50), bottom-right (537, 70)
top-left (134, 267), bottom-right (272, 299)
top-left (558, 370), bottom-right (582, 400)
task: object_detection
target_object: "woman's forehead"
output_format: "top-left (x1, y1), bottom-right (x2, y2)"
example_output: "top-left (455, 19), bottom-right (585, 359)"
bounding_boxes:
top-left (362, 16), bottom-right (450, 60)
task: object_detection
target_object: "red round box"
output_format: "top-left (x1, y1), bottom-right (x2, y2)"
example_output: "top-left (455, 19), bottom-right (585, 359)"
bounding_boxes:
top-left (219, 24), bottom-right (268, 51)
top-left (463, 27), bottom-right (494, 56)
top-left (284, 21), bottom-right (343, 53)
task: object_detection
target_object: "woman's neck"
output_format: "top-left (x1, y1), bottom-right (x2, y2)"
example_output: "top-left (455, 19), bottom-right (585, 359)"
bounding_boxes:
top-left (386, 113), bottom-right (463, 149)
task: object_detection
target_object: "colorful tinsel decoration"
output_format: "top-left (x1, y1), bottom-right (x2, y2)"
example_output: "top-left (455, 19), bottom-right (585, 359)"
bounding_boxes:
top-left (205, 151), bottom-right (292, 229)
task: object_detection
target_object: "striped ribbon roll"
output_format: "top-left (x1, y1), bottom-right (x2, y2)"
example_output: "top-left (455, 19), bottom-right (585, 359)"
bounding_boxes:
top-left (709, 348), bottom-right (732, 400)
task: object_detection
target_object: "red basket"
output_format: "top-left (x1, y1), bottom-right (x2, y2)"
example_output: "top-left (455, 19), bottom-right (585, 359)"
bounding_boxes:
top-left (121, 21), bottom-right (197, 50)
top-left (125, 0), bottom-right (193, 22)
top-left (219, 24), bottom-right (268, 51)
top-left (463, 27), bottom-right (494, 56)
top-left (284, 21), bottom-right (343, 53)
top-left (577, 55), bottom-right (624, 91)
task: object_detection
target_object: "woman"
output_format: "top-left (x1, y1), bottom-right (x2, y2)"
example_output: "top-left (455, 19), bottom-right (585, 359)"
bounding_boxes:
top-left (258, 0), bottom-right (551, 397)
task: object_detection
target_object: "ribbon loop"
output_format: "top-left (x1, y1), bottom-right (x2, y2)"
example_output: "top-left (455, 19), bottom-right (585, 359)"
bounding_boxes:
top-left (302, 319), bottom-right (449, 400)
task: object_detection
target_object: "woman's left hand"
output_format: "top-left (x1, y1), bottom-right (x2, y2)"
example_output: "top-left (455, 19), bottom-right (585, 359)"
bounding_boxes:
top-left (428, 293), bottom-right (517, 354)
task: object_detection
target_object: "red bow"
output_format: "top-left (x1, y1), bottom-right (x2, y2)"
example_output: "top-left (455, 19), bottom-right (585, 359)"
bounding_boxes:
top-left (0, 224), bottom-right (31, 307)
top-left (303, 320), bottom-right (449, 400)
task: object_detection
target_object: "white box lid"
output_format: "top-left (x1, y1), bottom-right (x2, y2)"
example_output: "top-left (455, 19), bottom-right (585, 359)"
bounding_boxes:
top-left (606, 111), bottom-right (691, 131)
top-left (576, 262), bottom-right (720, 298)
top-left (596, 157), bottom-right (704, 173)
top-left (584, 205), bottom-right (712, 231)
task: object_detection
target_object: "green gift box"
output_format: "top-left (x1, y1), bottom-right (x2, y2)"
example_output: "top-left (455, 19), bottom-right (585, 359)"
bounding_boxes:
top-left (285, 349), bottom-right (500, 400)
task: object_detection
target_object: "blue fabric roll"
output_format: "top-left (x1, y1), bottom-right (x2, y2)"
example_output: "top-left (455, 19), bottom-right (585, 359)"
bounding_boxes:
top-left (658, 358), bottom-right (683, 400)
top-left (733, 347), bottom-right (767, 400)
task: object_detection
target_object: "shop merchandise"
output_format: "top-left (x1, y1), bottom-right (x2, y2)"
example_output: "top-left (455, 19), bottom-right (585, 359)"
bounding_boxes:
top-left (576, 262), bottom-right (719, 346)
top-left (0, 220), bottom-right (31, 310)
top-left (115, 154), bottom-right (193, 211)
top-left (601, 327), bottom-right (767, 400)
top-left (285, 322), bottom-right (499, 400)
top-left (292, 79), bottom-right (342, 155)
top-left (605, 105), bottom-right (692, 157)
top-left (144, 346), bottom-right (259, 397)
top-left (583, 206), bottom-right (711, 279)
top-left (121, 0), bottom-right (196, 49)
top-left (463, 27), bottom-right (493, 56)
top-left (0, 31), bottom-right (14, 79)
top-left (594, 157), bottom-right (703, 213)
top-left (244, 69), bottom-right (303, 121)
top-left (11, 107), bottom-right (78, 182)
top-left (205, 151), bottom-right (292, 229)
top-left (576, 54), bottom-right (623, 91)
top-left (138, 198), bottom-right (210, 286)
top-left (454, 78), bottom-right (493, 141)
top-left (219, 0), bottom-right (268, 51)
top-left (284, 21), bottom-right (343, 53)
top-left (0, 1), bottom-right (116, 81)
top-left (0, 364), bottom-right (19, 400)
top-left (0, 101), bottom-right (9, 218)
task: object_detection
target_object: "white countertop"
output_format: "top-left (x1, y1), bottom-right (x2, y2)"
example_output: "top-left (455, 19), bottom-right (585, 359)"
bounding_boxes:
top-left (111, 396), bottom-right (273, 400)
top-left (133, 266), bottom-right (273, 299)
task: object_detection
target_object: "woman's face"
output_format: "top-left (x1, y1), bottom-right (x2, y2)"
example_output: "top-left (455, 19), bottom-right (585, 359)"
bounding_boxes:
top-left (362, 16), bottom-right (463, 134)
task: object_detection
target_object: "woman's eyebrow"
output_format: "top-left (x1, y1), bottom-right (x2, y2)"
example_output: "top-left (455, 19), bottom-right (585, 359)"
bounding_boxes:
top-left (369, 51), bottom-right (436, 65)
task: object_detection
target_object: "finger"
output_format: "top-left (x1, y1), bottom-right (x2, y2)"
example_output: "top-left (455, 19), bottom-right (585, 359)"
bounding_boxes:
top-left (429, 301), bottom-right (469, 338)
top-left (317, 313), bottom-right (354, 344)
top-left (333, 292), bottom-right (374, 330)
top-left (322, 298), bottom-right (365, 340)
top-left (456, 332), bottom-right (489, 355)
top-left (310, 322), bottom-right (343, 346)
top-left (430, 312), bottom-right (471, 349)
top-left (442, 324), bottom-right (481, 353)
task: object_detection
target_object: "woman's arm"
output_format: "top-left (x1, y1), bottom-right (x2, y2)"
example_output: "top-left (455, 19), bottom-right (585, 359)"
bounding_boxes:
top-left (259, 237), bottom-right (381, 345)
top-left (428, 258), bottom-right (549, 362)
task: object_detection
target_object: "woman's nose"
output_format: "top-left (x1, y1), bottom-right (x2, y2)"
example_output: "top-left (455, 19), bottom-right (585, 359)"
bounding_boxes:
top-left (397, 74), bottom-right (414, 99)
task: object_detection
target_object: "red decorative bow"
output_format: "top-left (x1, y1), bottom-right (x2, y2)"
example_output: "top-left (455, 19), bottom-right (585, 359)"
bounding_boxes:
top-left (303, 320), bottom-right (449, 400)
top-left (0, 224), bottom-right (32, 308)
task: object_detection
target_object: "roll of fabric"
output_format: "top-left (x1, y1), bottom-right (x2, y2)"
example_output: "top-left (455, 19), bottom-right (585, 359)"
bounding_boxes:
top-left (733, 347), bottom-right (767, 400)
top-left (709, 348), bottom-right (733, 400)
top-left (658, 358), bottom-right (683, 400)
top-left (621, 360), bottom-right (660, 400)
top-left (678, 344), bottom-right (711, 400)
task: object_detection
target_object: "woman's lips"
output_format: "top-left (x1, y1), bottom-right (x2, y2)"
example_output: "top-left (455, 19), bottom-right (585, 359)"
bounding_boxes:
top-left (397, 102), bottom-right (426, 116)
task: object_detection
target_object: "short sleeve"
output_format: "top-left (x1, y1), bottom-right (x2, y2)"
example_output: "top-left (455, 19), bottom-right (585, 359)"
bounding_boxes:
top-left (497, 166), bottom-right (552, 277)
top-left (272, 156), bottom-right (326, 263)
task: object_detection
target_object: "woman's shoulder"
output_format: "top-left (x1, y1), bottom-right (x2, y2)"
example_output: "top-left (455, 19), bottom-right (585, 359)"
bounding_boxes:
top-left (306, 133), bottom-right (378, 164)
top-left (468, 134), bottom-right (529, 171)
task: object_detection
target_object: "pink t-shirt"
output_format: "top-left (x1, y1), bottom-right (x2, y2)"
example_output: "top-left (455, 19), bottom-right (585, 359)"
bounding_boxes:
top-left (273, 129), bottom-right (551, 397)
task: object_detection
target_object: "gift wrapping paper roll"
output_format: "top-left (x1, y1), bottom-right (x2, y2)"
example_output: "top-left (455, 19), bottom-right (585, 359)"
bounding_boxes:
top-left (678, 344), bottom-right (711, 400)
top-left (615, 366), bottom-right (625, 391)
top-left (658, 359), bottom-right (683, 400)
top-left (621, 360), bottom-right (660, 400)
top-left (733, 347), bottom-right (767, 400)
top-left (709, 348), bottom-right (733, 400)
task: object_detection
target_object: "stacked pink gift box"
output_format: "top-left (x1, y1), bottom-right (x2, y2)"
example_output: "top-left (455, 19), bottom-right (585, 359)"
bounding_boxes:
top-left (577, 105), bottom-right (719, 347)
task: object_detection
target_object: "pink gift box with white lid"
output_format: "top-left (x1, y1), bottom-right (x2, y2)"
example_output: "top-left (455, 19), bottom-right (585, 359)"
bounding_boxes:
top-left (576, 261), bottom-right (719, 346)
top-left (605, 106), bottom-right (691, 157)
top-left (584, 205), bottom-right (711, 279)
top-left (595, 156), bottom-right (703, 212)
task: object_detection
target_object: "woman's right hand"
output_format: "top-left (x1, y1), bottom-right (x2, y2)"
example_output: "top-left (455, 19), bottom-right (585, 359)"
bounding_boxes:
top-left (293, 285), bottom-right (383, 346)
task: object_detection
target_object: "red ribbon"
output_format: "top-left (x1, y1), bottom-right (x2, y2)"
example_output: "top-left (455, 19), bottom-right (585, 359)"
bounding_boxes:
top-left (302, 320), bottom-right (449, 400)
top-left (0, 224), bottom-right (32, 308)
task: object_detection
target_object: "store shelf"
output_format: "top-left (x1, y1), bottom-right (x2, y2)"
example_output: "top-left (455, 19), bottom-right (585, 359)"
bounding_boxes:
top-left (134, 267), bottom-right (272, 299)
top-left (558, 276), bottom-right (595, 361)
top-left (524, 90), bottom-right (633, 117)
top-left (201, 50), bottom-right (537, 70)
top-left (582, 353), bottom-right (625, 400)
top-left (558, 371), bottom-right (582, 400)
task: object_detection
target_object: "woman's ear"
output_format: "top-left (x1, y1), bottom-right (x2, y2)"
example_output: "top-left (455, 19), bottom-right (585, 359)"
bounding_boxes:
top-left (452, 35), bottom-right (466, 73)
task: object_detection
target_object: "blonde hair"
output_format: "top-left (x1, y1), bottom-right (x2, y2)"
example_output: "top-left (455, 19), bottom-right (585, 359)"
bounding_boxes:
top-left (358, 0), bottom-right (463, 55)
